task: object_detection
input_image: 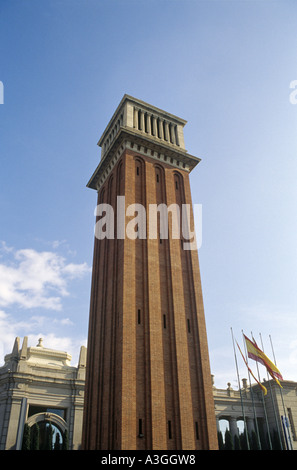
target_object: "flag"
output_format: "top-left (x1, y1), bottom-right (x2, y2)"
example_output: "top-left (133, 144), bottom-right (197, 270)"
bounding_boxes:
top-left (236, 340), bottom-right (267, 395)
top-left (244, 334), bottom-right (283, 387)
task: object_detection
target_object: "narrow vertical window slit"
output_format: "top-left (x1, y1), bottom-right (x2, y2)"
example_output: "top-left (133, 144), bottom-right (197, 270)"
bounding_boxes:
top-left (139, 419), bottom-right (144, 437)
top-left (187, 319), bottom-right (191, 333)
top-left (195, 422), bottom-right (199, 440)
top-left (168, 420), bottom-right (172, 439)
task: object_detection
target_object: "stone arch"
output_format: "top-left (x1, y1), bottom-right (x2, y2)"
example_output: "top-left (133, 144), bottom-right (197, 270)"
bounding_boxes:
top-left (173, 170), bottom-right (185, 194)
top-left (134, 155), bottom-right (146, 173)
top-left (26, 412), bottom-right (67, 434)
top-left (134, 156), bottom-right (146, 206)
top-left (153, 163), bottom-right (166, 204)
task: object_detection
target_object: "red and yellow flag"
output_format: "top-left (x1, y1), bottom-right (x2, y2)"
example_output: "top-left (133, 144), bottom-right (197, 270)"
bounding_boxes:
top-left (244, 334), bottom-right (283, 387)
top-left (236, 340), bottom-right (267, 395)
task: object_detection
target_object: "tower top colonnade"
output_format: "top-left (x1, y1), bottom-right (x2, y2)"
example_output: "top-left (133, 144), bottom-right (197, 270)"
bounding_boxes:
top-left (87, 94), bottom-right (200, 191)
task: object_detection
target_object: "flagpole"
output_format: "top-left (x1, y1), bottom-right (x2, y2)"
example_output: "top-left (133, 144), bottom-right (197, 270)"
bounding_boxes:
top-left (231, 327), bottom-right (250, 450)
top-left (250, 331), bottom-right (273, 450)
top-left (241, 330), bottom-right (261, 449)
top-left (259, 333), bottom-right (283, 450)
top-left (269, 334), bottom-right (293, 450)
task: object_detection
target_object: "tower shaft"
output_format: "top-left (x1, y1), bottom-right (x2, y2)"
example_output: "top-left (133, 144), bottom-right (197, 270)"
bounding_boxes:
top-left (82, 95), bottom-right (218, 450)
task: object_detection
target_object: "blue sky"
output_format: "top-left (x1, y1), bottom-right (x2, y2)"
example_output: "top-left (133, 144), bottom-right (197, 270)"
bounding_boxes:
top-left (0, 0), bottom-right (297, 389)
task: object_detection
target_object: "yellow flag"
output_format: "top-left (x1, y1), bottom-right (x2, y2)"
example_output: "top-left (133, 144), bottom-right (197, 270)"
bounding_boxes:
top-left (236, 340), bottom-right (267, 395)
top-left (244, 335), bottom-right (283, 387)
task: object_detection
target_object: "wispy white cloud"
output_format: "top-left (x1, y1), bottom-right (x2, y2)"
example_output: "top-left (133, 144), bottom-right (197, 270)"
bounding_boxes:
top-left (61, 262), bottom-right (90, 279)
top-left (51, 239), bottom-right (67, 249)
top-left (0, 242), bottom-right (90, 365)
top-left (34, 238), bottom-right (77, 256)
top-left (0, 309), bottom-right (85, 366)
top-left (0, 243), bottom-right (90, 311)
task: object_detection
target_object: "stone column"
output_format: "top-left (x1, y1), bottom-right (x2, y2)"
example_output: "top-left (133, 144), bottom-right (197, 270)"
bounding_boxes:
top-left (151, 116), bottom-right (157, 136)
top-left (170, 124), bottom-right (176, 145)
top-left (229, 417), bottom-right (239, 438)
top-left (158, 119), bottom-right (164, 140)
top-left (174, 125), bottom-right (179, 146)
top-left (140, 110), bottom-right (145, 132)
top-left (164, 121), bottom-right (169, 141)
top-left (246, 417), bottom-right (255, 435)
top-left (133, 107), bottom-right (138, 129)
top-left (216, 416), bottom-right (220, 432)
top-left (146, 113), bottom-right (151, 135)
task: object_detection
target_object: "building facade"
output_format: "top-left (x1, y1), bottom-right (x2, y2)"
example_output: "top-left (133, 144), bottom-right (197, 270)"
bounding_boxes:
top-left (0, 339), bottom-right (296, 450)
top-left (82, 95), bottom-right (218, 450)
top-left (0, 337), bottom-right (86, 450)
top-left (213, 375), bottom-right (297, 450)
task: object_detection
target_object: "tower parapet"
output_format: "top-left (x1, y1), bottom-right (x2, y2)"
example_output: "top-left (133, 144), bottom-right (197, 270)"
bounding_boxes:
top-left (87, 95), bottom-right (200, 191)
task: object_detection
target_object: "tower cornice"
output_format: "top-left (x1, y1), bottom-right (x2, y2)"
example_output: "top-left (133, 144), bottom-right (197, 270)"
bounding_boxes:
top-left (87, 127), bottom-right (200, 191)
top-left (87, 95), bottom-right (200, 191)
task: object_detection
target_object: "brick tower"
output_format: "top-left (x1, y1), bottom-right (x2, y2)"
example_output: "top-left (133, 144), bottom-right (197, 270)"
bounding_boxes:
top-left (82, 95), bottom-right (218, 450)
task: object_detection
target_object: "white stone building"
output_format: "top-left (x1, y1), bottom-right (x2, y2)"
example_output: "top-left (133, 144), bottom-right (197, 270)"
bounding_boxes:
top-left (0, 337), bottom-right (296, 450)
top-left (0, 337), bottom-right (86, 450)
top-left (213, 375), bottom-right (297, 450)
